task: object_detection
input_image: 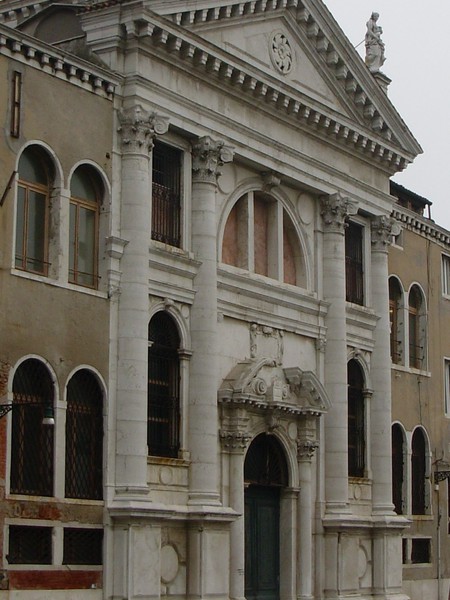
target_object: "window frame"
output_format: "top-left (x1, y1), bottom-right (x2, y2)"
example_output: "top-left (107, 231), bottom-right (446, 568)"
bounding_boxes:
top-left (442, 254), bottom-right (450, 297)
top-left (151, 140), bottom-right (183, 249)
top-left (347, 360), bottom-right (366, 479)
top-left (147, 312), bottom-right (181, 458)
top-left (69, 166), bottom-right (101, 289)
top-left (345, 220), bottom-right (365, 306)
top-left (15, 151), bottom-right (51, 276)
top-left (408, 285), bottom-right (426, 371)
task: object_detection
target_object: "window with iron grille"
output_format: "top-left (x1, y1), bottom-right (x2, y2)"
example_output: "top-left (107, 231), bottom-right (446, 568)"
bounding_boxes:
top-left (345, 221), bottom-right (364, 305)
top-left (65, 370), bottom-right (103, 500)
top-left (148, 312), bottom-right (180, 458)
top-left (152, 142), bottom-right (181, 248)
top-left (392, 424), bottom-right (405, 514)
top-left (348, 360), bottom-right (365, 478)
top-left (63, 528), bottom-right (103, 565)
top-left (8, 526), bottom-right (52, 564)
top-left (412, 428), bottom-right (427, 514)
top-left (11, 359), bottom-right (54, 496)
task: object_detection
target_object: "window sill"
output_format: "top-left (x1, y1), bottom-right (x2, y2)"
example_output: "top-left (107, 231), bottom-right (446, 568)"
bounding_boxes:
top-left (11, 269), bottom-right (108, 299)
top-left (391, 363), bottom-right (431, 377)
top-left (147, 455), bottom-right (190, 467)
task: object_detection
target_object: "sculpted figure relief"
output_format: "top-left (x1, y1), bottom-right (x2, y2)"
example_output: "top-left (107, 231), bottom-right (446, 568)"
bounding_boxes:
top-left (365, 12), bottom-right (385, 73)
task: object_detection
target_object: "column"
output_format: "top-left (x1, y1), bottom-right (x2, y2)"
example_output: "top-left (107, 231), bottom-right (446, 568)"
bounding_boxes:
top-left (297, 435), bottom-right (319, 600)
top-left (370, 215), bottom-right (396, 514)
top-left (188, 136), bottom-right (233, 506)
top-left (115, 105), bottom-right (168, 493)
top-left (321, 193), bottom-right (357, 512)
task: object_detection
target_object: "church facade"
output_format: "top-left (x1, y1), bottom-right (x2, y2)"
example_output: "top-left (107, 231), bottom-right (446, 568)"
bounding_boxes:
top-left (0, 1), bottom-right (423, 599)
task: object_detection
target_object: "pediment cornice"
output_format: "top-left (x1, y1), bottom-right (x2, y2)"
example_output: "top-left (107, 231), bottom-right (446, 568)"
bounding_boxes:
top-left (78, 1), bottom-right (420, 174)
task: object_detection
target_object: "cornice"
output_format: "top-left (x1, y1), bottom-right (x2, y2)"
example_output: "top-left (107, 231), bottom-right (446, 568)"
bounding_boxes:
top-left (391, 206), bottom-right (450, 249)
top-left (0, 23), bottom-right (120, 98)
top-left (81, 5), bottom-right (417, 175)
top-left (155, 0), bottom-right (421, 161)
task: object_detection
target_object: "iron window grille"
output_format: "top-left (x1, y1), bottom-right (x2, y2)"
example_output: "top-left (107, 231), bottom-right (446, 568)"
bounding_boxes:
top-left (148, 313), bottom-right (180, 458)
top-left (412, 429), bottom-right (426, 515)
top-left (63, 528), bottom-right (103, 565)
top-left (345, 222), bottom-right (364, 305)
top-left (392, 424), bottom-right (404, 514)
top-left (11, 359), bottom-right (54, 496)
top-left (8, 526), bottom-right (52, 564)
top-left (348, 360), bottom-right (365, 478)
top-left (65, 370), bottom-right (103, 500)
top-left (152, 142), bottom-right (181, 248)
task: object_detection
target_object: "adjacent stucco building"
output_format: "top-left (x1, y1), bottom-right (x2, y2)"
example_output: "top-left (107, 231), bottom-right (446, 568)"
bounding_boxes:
top-left (0, 1), bottom-right (427, 599)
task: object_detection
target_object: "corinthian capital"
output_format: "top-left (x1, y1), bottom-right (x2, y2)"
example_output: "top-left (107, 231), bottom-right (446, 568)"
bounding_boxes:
top-left (320, 193), bottom-right (358, 233)
top-left (192, 136), bottom-right (234, 183)
top-left (117, 105), bottom-right (169, 154)
top-left (371, 215), bottom-right (400, 252)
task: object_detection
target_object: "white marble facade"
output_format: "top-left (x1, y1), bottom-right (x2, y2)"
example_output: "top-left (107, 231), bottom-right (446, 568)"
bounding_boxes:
top-left (2, 0), bottom-right (422, 599)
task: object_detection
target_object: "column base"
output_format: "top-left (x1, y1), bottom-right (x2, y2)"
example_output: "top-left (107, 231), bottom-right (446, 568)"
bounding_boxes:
top-left (188, 491), bottom-right (222, 507)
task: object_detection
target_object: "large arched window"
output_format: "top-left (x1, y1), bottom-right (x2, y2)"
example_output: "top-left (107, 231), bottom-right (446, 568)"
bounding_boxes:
top-left (148, 312), bottom-right (180, 458)
top-left (348, 360), bottom-right (365, 478)
top-left (408, 285), bottom-right (425, 369)
top-left (65, 370), bottom-right (103, 500)
top-left (15, 147), bottom-right (53, 275)
top-left (11, 359), bottom-right (54, 496)
top-left (222, 191), bottom-right (307, 288)
top-left (69, 165), bottom-right (102, 288)
top-left (389, 277), bottom-right (403, 365)
top-left (411, 428), bottom-right (427, 515)
top-left (392, 424), bottom-right (405, 514)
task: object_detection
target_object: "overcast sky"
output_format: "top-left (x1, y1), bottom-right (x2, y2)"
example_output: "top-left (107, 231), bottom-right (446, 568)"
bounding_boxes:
top-left (323, 0), bottom-right (450, 230)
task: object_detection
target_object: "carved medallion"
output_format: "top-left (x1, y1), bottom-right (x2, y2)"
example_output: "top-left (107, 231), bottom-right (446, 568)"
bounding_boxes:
top-left (270, 32), bottom-right (293, 74)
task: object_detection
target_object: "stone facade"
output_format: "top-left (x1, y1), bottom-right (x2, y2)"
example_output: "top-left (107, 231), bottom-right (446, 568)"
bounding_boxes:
top-left (0, 1), bottom-right (426, 599)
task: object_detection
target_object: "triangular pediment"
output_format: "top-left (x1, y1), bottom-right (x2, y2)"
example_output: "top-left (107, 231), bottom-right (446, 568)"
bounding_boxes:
top-left (189, 12), bottom-right (354, 119)
top-left (147, 0), bottom-right (421, 163)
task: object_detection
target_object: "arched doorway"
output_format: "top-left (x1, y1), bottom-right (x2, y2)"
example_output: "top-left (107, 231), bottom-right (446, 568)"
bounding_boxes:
top-left (244, 434), bottom-right (288, 600)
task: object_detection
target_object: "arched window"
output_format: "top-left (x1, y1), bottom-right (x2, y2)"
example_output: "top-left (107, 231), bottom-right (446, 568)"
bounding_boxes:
top-left (412, 428), bottom-right (427, 515)
top-left (348, 360), bottom-right (365, 478)
top-left (11, 359), bottom-right (54, 496)
top-left (408, 285), bottom-right (425, 369)
top-left (69, 165), bottom-right (101, 288)
top-left (222, 191), bottom-right (307, 287)
top-left (15, 147), bottom-right (53, 274)
top-left (65, 370), bottom-right (103, 500)
top-left (389, 277), bottom-right (403, 364)
top-left (392, 424), bottom-right (405, 514)
top-left (148, 312), bottom-right (180, 458)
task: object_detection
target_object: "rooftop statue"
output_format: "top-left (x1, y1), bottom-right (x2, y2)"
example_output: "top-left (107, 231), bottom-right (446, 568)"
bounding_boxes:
top-left (365, 12), bottom-right (386, 73)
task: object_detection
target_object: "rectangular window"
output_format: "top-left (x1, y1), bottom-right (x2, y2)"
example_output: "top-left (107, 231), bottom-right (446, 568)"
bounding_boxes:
top-left (8, 526), bottom-right (52, 564)
top-left (152, 142), bottom-right (182, 248)
top-left (411, 538), bottom-right (431, 564)
top-left (10, 71), bottom-right (22, 138)
top-left (63, 528), bottom-right (103, 565)
top-left (345, 222), bottom-right (364, 305)
top-left (443, 255), bottom-right (450, 296)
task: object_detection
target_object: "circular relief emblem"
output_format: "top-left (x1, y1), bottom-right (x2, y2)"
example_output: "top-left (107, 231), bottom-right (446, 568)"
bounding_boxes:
top-left (270, 32), bottom-right (293, 74)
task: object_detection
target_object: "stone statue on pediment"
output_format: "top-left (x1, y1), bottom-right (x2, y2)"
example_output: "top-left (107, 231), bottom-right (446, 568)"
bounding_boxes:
top-left (365, 12), bottom-right (386, 73)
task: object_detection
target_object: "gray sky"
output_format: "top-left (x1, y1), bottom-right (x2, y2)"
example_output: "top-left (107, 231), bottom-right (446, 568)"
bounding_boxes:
top-left (323, 0), bottom-right (450, 230)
